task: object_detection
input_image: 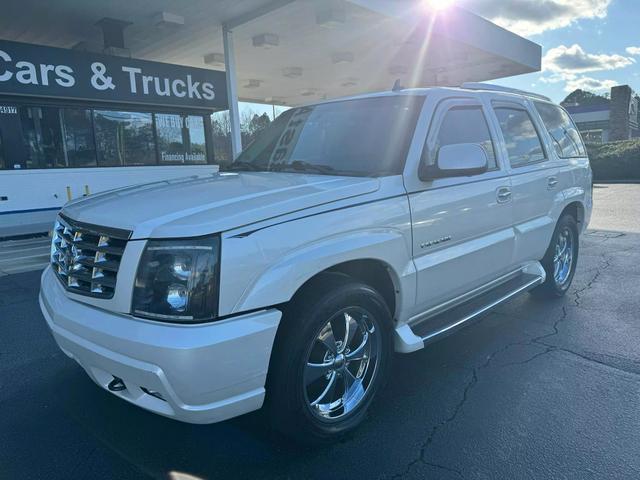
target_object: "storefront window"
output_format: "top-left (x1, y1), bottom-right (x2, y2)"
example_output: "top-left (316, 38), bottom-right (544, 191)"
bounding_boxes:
top-left (155, 114), bottom-right (207, 164)
top-left (0, 129), bottom-right (4, 169)
top-left (1, 103), bottom-right (210, 169)
top-left (582, 130), bottom-right (603, 144)
top-left (211, 110), bottom-right (232, 164)
top-left (94, 110), bottom-right (156, 166)
top-left (187, 116), bottom-right (207, 162)
top-left (62, 109), bottom-right (97, 167)
top-left (19, 106), bottom-right (66, 168)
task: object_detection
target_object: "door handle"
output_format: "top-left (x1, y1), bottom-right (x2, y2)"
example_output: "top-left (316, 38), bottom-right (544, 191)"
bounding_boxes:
top-left (496, 187), bottom-right (512, 203)
top-left (547, 176), bottom-right (558, 189)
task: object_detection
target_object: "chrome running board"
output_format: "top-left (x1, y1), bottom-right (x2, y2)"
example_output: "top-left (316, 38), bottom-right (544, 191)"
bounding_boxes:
top-left (412, 271), bottom-right (544, 345)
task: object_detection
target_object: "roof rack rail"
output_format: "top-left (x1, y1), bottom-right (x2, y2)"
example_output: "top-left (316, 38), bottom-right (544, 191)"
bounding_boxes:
top-left (460, 82), bottom-right (552, 102)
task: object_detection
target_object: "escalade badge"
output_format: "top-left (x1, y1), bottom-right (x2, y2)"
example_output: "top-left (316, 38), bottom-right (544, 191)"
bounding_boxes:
top-left (420, 236), bottom-right (452, 249)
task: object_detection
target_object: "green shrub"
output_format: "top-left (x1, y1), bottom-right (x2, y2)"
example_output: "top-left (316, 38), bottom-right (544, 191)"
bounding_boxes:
top-left (586, 139), bottom-right (640, 181)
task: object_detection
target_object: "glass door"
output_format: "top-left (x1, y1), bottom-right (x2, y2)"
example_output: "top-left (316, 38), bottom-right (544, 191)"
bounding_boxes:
top-left (0, 104), bottom-right (27, 169)
top-left (19, 106), bottom-right (66, 168)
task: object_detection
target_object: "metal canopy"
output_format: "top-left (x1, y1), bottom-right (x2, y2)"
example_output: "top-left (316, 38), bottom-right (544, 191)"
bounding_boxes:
top-left (0, 0), bottom-right (541, 157)
top-left (0, 0), bottom-right (541, 106)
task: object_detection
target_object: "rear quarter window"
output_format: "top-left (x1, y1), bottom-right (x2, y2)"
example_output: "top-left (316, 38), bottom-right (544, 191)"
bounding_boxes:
top-left (493, 107), bottom-right (546, 168)
top-left (534, 101), bottom-right (587, 158)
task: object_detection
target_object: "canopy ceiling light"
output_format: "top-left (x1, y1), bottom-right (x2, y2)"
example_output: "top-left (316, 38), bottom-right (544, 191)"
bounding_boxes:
top-left (341, 78), bottom-right (359, 87)
top-left (203, 52), bottom-right (225, 66)
top-left (252, 33), bottom-right (279, 49)
top-left (331, 52), bottom-right (354, 64)
top-left (282, 67), bottom-right (303, 78)
top-left (153, 12), bottom-right (185, 28)
top-left (243, 79), bottom-right (262, 89)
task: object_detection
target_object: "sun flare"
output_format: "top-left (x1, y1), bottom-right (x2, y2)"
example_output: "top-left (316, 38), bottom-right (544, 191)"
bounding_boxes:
top-left (423, 0), bottom-right (455, 11)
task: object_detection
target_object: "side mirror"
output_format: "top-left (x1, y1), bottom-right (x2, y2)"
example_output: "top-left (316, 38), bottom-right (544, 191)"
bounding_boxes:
top-left (420, 143), bottom-right (489, 180)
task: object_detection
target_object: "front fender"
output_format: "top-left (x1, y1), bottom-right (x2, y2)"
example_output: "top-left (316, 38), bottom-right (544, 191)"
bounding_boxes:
top-left (231, 229), bottom-right (416, 316)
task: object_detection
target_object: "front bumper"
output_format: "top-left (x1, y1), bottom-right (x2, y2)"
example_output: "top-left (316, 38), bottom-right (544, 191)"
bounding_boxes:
top-left (39, 267), bottom-right (281, 424)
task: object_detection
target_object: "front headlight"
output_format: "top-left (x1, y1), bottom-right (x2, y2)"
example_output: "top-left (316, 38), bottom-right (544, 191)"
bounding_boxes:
top-left (132, 236), bottom-right (220, 323)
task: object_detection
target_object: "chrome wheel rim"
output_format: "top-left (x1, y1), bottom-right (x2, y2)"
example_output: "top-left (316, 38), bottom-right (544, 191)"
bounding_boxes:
top-left (303, 307), bottom-right (380, 421)
top-left (553, 227), bottom-right (574, 287)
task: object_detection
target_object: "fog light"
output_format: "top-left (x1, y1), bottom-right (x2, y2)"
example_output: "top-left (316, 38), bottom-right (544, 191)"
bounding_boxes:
top-left (108, 376), bottom-right (126, 392)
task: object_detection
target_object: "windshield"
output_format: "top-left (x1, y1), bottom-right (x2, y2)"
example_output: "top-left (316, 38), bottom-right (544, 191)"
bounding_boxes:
top-left (223, 95), bottom-right (425, 177)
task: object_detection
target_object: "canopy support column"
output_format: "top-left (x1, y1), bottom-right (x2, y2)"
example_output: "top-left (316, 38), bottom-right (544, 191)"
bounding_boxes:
top-left (222, 24), bottom-right (242, 159)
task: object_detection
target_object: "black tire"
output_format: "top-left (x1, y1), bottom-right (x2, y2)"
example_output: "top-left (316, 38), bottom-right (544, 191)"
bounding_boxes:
top-left (531, 214), bottom-right (579, 298)
top-left (265, 273), bottom-right (393, 444)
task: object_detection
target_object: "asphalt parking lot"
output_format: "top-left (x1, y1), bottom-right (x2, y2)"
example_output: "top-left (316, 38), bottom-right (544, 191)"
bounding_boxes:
top-left (1, 184), bottom-right (639, 480)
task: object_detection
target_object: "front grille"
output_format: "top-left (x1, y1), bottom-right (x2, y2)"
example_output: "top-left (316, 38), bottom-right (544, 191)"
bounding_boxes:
top-left (51, 215), bottom-right (131, 298)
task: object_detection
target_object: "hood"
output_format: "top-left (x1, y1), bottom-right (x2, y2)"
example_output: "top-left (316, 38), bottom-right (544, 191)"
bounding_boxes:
top-left (62, 172), bottom-right (380, 238)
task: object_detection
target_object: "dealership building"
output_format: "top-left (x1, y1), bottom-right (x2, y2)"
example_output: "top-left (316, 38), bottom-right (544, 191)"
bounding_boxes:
top-left (563, 85), bottom-right (640, 144)
top-left (0, 0), bottom-right (541, 237)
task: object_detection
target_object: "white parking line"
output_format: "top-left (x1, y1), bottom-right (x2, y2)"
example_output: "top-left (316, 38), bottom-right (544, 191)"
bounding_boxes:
top-left (0, 237), bottom-right (50, 249)
top-left (0, 236), bottom-right (51, 275)
top-left (0, 245), bottom-right (51, 258)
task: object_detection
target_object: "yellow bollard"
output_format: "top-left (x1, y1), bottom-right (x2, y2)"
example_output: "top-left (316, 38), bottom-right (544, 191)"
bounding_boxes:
top-left (84, 185), bottom-right (90, 196)
top-left (66, 186), bottom-right (72, 201)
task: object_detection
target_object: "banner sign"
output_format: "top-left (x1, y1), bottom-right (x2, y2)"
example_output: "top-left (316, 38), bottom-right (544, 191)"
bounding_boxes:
top-left (268, 107), bottom-right (313, 166)
top-left (0, 40), bottom-right (228, 110)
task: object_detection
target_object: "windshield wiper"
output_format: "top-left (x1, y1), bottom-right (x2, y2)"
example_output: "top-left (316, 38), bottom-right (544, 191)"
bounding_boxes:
top-left (271, 160), bottom-right (336, 174)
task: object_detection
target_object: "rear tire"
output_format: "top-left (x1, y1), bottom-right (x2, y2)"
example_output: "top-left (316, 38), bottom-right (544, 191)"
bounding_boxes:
top-left (531, 214), bottom-right (579, 298)
top-left (266, 274), bottom-right (393, 444)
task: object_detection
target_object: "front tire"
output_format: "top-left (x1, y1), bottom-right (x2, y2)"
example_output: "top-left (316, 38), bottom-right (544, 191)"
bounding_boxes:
top-left (266, 274), bottom-right (393, 443)
top-left (531, 214), bottom-right (579, 298)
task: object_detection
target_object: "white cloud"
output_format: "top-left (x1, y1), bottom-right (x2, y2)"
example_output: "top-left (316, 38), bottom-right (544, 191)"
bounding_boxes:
top-left (537, 44), bottom-right (634, 93)
top-left (563, 76), bottom-right (617, 92)
top-left (541, 71), bottom-right (616, 93)
top-left (543, 44), bottom-right (635, 74)
top-left (539, 74), bottom-right (566, 84)
top-left (460, 0), bottom-right (612, 36)
top-left (626, 46), bottom-right (640, 56)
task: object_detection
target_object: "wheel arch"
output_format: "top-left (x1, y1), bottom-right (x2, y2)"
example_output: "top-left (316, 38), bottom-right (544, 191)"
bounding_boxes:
top-left (561, 201), bottom-right (585, 230)
top-left (292, 259), bottom-right (399, 320)
top-left (230, 230), bottom-right (413, 320)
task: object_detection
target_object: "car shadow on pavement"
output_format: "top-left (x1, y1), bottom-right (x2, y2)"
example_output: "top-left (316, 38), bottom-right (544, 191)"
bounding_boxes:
top-left (3, 228), bottom-right (640, 480)
top-left (66, 230), bottom-right (640, 479)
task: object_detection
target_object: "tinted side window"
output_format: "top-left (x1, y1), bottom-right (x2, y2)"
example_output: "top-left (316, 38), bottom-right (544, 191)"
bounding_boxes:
top-left (534, 101), bottom-right (586, 157)
top-left (428, 106), bottom-right (497, 170)
top-left (494, 107), bottom-right (546, 168)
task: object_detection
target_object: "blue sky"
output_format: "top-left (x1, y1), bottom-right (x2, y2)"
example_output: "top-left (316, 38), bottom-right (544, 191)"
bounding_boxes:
top-left (240, 0), bottom-right (638, 115)
top-left (463, 0), bottom-right (640, 102)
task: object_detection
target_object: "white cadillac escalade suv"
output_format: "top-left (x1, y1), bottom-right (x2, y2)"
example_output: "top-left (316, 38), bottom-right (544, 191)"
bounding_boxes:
top-left (40, 84), bottom-right (592, 442)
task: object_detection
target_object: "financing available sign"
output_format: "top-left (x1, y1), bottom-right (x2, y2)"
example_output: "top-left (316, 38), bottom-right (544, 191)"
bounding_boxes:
top-left (0, 40), bottom-right (228, 110)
